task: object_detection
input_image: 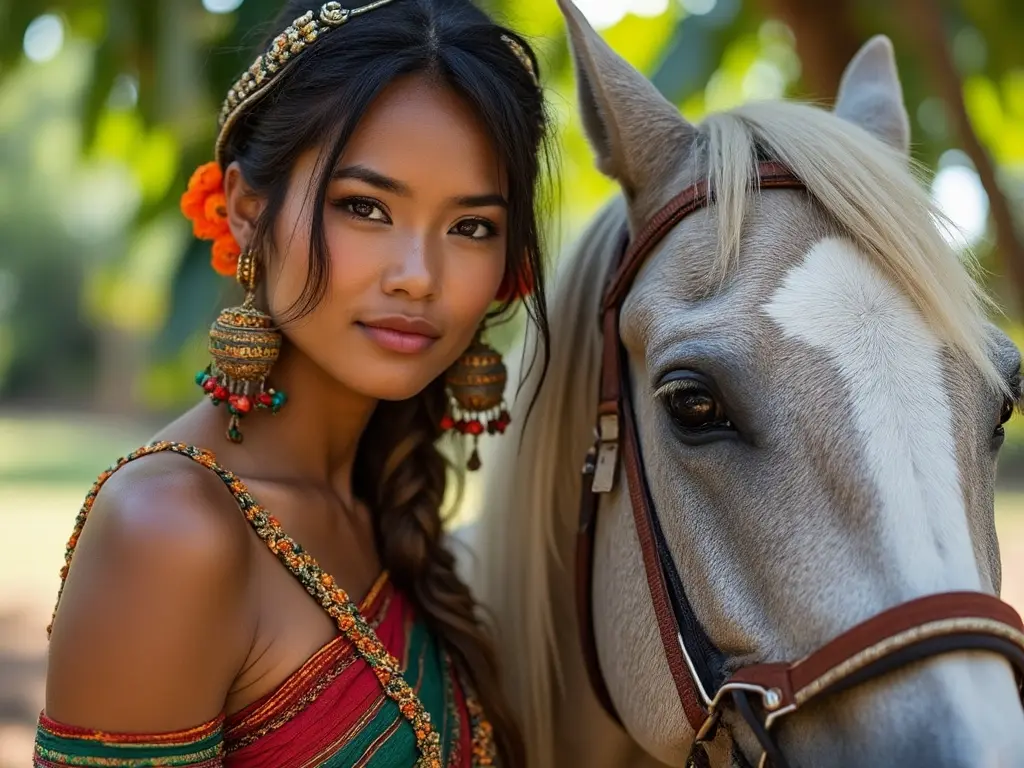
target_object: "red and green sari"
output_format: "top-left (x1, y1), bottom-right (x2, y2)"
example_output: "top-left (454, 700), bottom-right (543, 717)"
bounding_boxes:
top-left (34, 442), bottom-right (497, 768)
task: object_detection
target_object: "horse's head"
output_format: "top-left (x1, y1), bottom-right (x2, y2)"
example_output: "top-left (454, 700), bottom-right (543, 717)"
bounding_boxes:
top-left (556, 1), bottom-right (1024, 765)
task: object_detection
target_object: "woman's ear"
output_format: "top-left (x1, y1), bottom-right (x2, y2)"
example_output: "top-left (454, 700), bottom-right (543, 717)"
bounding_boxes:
top-left (223, 162), bottom-right (264, 248)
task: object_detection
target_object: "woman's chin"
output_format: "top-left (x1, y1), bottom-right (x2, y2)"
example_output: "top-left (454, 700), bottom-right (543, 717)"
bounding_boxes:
top-left (372, 382), bottom-right (437, 402)
top-left (331, 365), bottom-right (441, 403)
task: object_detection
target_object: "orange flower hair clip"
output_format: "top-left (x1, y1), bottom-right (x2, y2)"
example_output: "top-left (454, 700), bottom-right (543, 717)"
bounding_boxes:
top-left (180, 162), bottom-right (242, 276)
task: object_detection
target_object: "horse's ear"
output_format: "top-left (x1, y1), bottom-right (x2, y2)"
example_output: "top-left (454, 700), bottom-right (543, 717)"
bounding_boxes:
top-left (556, 0), bottom-right (694, 198)
top-left (834, 35), bottom-right (910, 155)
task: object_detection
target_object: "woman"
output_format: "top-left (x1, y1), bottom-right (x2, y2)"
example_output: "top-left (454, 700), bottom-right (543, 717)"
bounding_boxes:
top-left (35, 0), bottom-right (550, 765)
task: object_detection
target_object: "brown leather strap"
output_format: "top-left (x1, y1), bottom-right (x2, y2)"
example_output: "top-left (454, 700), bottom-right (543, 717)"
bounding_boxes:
top-left (579, 310), bottom-right (710, 732)
top-left (577, 447), bottom-right (621, 723)
top-left (618, 326), bottom-right (710, 730)
top-left (601, 161), bottom-right (804, 314)
top-left (726, 591), bottom-right (1024, 711)
top-left (598, 308), bottom-right (622, 415)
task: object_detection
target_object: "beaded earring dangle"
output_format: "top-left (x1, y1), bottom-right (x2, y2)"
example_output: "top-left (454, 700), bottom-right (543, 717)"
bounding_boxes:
top-left (195, 248), bottom-right (287, 443)
top-left (441, 328), bottom-right (511, 471)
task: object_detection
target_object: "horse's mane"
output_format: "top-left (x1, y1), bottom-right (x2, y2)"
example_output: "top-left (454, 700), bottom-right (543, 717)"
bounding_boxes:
top-left (476, 193), bottom-right (625, 767)
top-left (477, 99), bottom-right (1002, 767)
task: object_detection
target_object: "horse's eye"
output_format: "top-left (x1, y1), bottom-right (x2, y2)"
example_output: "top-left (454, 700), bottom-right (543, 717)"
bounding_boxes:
top-left (1000, 398), bottom-right (1015, 427)
top-left (657, 375), bottom-right (732, 434)
top-left (994, 393), bottom-right (1017, 446)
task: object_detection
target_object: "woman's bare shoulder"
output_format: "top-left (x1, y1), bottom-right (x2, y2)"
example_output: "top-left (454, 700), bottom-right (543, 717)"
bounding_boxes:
top-left (44, 449), bottom-right (257, 730)
top-left (82, 450), bottom-right (254, 553)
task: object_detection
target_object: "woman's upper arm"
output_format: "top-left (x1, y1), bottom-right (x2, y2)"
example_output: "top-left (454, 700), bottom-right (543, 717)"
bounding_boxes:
top-left (44, 458), bottom-right (254, 730)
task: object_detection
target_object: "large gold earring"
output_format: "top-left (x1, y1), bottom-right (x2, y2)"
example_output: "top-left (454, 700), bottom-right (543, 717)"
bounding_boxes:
top-left (195, 248), bottom-right (286, 443)
top-left (441, 327), bottom-right (511, 471)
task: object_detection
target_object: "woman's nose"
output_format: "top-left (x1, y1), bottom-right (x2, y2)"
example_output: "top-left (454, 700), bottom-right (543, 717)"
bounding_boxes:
top-left (381, 236), bottom-right (439, 300)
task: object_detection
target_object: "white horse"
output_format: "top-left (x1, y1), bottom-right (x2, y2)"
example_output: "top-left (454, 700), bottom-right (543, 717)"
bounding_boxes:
top-left (464, 1), bottom-right (1024, 766)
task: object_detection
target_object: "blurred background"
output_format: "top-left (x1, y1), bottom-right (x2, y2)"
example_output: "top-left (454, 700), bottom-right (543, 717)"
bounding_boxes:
top-left (2, 0), bottom-right (1024, 763)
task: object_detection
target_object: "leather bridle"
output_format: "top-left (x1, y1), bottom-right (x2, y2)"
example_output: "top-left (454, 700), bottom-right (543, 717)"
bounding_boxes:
top-left (575, 160), bottom-right (1024, 768)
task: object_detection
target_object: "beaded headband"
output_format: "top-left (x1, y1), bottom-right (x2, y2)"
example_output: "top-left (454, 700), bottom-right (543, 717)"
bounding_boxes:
top-left (214, 0), bottom-right (541, 167)
top-left (499, 34), bottom-right (540, 89)
top-left (216, 0), bottom-right (397, 166)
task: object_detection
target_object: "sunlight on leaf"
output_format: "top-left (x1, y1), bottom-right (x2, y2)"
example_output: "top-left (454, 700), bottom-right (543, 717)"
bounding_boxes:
top-left (602, 12), bottom-right (676, 73)
top-left (92, 110), bottom-right (144, 161)
top-left (132, 128), bottom-right (179, 204)
top-left (963, 75), bottom-right (1004, 152)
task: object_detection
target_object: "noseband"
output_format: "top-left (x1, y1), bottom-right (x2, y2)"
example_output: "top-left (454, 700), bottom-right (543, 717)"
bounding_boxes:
top-left (575, 160), bottom-right (1024, 768)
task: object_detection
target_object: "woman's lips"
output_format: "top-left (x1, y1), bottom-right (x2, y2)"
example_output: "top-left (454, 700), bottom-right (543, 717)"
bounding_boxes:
top-left (357, 322), bottom-right (438, 354)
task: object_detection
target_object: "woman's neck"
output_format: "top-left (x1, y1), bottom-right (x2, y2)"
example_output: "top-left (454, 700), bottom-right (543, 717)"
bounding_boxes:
top-left (207, 342), bottom-right (377, 496)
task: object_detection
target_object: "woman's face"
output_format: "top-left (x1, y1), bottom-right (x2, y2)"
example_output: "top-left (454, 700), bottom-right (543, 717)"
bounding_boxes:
top-left (266, 75), bottom-right (508, 401)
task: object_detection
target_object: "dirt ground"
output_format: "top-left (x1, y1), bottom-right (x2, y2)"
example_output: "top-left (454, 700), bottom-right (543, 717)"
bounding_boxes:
top-left (2, 485), bottom-right (1023, 766)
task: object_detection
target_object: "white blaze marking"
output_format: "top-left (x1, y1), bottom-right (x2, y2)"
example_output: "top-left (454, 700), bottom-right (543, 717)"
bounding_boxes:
top-left (763, 237), bottom-right (978, 590)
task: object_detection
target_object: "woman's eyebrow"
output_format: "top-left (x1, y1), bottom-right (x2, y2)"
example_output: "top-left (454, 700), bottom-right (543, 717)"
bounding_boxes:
top-left (332, 164), bottom-right (411, 195)
top-left (452, 193), bottom-right (507, 208)
top-left (333, 164), bottom-right (506, 208)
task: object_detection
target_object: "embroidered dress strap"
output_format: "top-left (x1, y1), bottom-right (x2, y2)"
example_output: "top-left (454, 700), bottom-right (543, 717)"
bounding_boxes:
top-left (48, 441), bottom-right (495, 768)
top-left (34, 714), bottom-right (224, 767)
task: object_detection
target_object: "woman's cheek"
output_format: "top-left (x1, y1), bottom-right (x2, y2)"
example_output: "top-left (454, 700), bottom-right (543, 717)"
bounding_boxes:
top-left (454, 239), bottom-right (507, 307)
top-left (326, 231), bottom-right (390, 300)
top-left (265, 234), bottom-right (314, 320)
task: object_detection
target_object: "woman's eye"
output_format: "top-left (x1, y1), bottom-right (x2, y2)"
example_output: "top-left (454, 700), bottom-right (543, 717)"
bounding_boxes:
top-left (657, 377), bottom-right (732, 434)
top-left (450, 219), bottom-right (495, 240)
top-left (344, 199), bottom-right (389, 222)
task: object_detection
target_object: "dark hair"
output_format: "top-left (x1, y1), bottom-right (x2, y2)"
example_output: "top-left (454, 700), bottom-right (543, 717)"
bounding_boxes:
top-left (220, 0), bottom-right (553, 762)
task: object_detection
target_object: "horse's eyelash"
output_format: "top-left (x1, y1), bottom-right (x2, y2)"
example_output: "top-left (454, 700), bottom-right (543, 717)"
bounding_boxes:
top-left (654, 378), bottom-right (701, 399)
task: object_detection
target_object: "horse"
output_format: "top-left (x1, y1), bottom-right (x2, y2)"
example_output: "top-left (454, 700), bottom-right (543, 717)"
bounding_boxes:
top-left (462, 1), bottom-right (1024, 766)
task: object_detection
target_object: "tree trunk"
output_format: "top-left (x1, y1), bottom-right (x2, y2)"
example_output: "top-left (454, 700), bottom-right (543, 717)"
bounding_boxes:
top-left (754, 0), bottom-right (862, 100)
top-left (901, 0), bottom-right (1024, 313)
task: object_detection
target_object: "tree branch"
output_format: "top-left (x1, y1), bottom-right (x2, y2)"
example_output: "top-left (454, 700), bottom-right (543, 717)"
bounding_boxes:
top-left (902, 0), bottom-right (1024, 312)
top-left (754, 0), bottom-right (862, 99)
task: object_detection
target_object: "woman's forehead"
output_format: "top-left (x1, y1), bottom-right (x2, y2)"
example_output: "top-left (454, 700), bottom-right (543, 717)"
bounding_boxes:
top-left (330, 75), bottom-right (507, 196)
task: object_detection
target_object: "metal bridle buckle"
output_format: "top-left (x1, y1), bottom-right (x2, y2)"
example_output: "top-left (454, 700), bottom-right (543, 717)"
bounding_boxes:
top-left (591, 412), bottom-right (620, 493)
top-left (695, 683), bottom-right (796, 768)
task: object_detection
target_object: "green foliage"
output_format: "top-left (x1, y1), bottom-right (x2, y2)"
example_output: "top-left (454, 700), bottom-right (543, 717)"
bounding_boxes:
top-left (1, 0), bottom-right (1023, 423)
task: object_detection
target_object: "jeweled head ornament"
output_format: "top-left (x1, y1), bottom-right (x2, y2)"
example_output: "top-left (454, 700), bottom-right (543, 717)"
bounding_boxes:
top-left (215, 0), bottom-right (398, 167)
top-left (500, 34), bottom-right (539, 89)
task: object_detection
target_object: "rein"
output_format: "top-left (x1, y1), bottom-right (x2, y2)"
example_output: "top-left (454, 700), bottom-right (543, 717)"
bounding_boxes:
top-left (575, 160), bottom-right (1024, 768)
